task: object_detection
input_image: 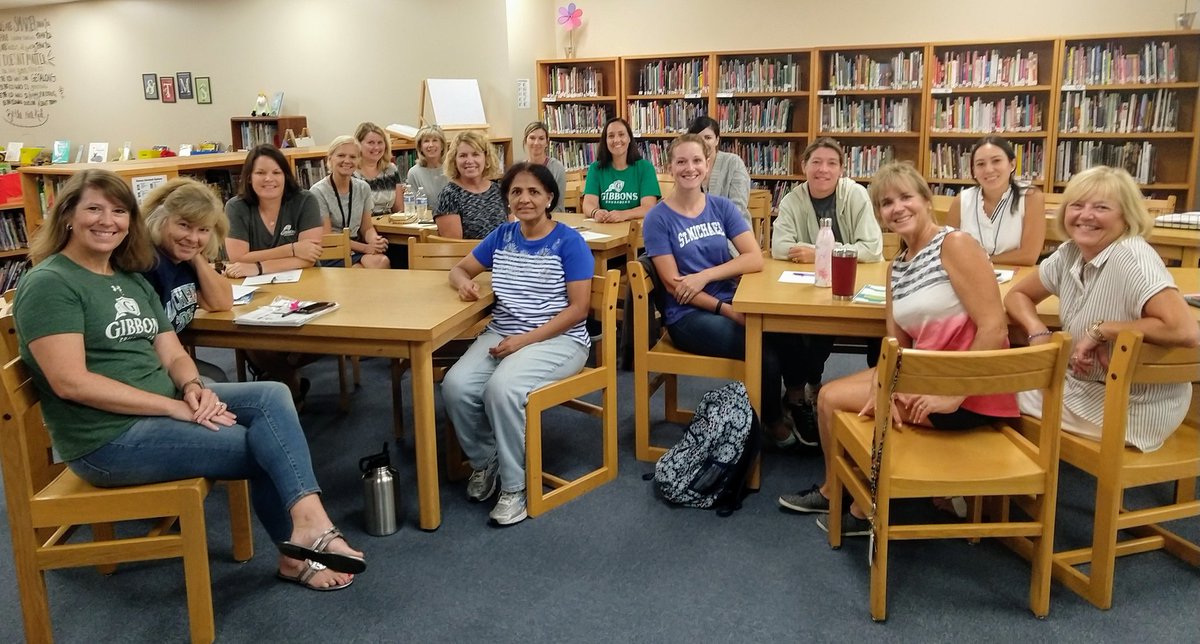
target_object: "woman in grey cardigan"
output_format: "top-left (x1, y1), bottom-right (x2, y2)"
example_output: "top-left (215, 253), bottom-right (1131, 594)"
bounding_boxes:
top-left (687, 116), bottom-right (751, 226)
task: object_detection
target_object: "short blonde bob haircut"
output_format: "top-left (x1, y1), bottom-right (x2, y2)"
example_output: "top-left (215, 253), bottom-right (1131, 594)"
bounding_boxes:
top-left (443, 130), bottom-right (502, 181)
top-left (142, 177), bottom-right (228, 261)
top-left (414, 125), bottom-right (446, 168)
top-left (868, 161), bottom-right (934, 224)
top-left (354, 121), bottom-right (392, 173)
top-left (29, 168), bottom-right (156, 272)
top-left (1055, 166), bottom-right (1152, 240)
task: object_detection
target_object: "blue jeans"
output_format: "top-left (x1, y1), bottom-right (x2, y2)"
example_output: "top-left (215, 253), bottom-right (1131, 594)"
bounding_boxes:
top-left (67, 381), bottom-right (318, 543)
top-left (668, 309), bottom-right (784, 425)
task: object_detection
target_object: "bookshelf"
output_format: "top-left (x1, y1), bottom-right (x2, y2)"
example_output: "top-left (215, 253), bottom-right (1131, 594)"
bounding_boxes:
top-left (812, 43), bottom-right (927, 187)
top-left (926, 38), bottom-right (1058, 195)
top-left (230, 116), bottom-right (308, 150)
top-left (1054, 30), bottom-right (1200, 208)
top-left (0, 197), bottom-right (29, 290)
top-left (622, 53), bottom-right (713, 171)
top-left (537, 57), bottom-right (621, 171)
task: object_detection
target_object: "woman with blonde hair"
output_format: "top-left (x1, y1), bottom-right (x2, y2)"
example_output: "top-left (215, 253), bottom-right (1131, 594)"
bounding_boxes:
top-left (434, 130), bottom-right (507, 240)
top-left (1006, 166), bottom-right (1198, 453)
top-left (310, 135), bottom-right (389, 268)
top-left (354, 121), bottom-right (404, 215)
top-left (407, 124), bottom-right (450, 214)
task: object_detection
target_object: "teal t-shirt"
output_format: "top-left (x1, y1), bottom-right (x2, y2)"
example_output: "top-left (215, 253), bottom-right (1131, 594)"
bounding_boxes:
top-left (14, 255), bottom-right (176, 461)
top-left (583, 159), bottom-right (661, 211)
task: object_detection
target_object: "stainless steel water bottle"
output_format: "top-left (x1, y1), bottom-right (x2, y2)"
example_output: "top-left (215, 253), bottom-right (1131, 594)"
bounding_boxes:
top-left (360, 443), bottom-right (401, 536)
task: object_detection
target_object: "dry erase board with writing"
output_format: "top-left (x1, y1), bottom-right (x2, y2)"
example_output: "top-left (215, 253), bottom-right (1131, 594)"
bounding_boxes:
top-left (426, 78), bottom-right (487, 127)
top-left (0, 15), bottom-right (62, 128)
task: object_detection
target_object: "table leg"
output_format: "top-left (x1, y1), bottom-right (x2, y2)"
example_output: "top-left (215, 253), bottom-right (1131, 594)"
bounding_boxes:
top-left (1182, 247), bottom-right (1199, 269)
top-left (411, 341), bottom-right (441, 530)
top-left (745, 313), bottom-right (763, 490)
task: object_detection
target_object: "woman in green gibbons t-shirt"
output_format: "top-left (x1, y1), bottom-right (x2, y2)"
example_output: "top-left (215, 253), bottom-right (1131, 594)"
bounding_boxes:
top-left (14, 169), bottom-right (366, 591)
top-left (582, 117), bottom-right (661, 222)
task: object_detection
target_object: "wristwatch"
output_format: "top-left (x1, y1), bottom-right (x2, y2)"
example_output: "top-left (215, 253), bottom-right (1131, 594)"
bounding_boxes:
top-left (1087, 320), bottom-right (1106, 343)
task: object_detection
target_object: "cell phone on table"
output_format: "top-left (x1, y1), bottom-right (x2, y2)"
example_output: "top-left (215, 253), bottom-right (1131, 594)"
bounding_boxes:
top-left (1185, 294), bottom-right (1200, 309)
top-left (286, 301), bottom-right (336, 316)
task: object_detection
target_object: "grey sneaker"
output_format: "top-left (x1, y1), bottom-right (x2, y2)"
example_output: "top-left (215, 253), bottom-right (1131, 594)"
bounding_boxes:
top-left (466, 459), bottom-right (499, 502)
top-left (816, 512), bottom-right (872, 537)
top-left (787, 399), bottom-right (820, 447)
top-left (778, 485), bottom-right (830, 514)
top-left (489, 490), bottom-right (528, 526)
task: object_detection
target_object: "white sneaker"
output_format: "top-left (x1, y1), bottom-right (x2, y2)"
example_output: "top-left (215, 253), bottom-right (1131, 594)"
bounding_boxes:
top-left (489, 490), bottom-right (528, 526)
top-left (466, 459), bottom-right (498, 502)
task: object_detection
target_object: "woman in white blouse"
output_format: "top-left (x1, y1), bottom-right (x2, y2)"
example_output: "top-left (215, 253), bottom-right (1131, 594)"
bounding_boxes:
top-left (946, 136), bottom-right (1045, 265)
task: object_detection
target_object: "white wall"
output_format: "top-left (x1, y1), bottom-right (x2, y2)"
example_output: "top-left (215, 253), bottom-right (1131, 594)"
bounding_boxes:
top-left (0, 0), bottom-right (1189, 154)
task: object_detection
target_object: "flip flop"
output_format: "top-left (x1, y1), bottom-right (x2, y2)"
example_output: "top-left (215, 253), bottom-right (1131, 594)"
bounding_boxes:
top-left (278, 526), bottom-right (367, 574)
top-left (277, 560), bottom-right (353, 592)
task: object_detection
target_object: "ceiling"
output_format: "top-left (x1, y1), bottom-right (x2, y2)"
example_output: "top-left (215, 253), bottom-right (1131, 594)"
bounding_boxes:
top-left (0, 0), bottom-right (78, 9)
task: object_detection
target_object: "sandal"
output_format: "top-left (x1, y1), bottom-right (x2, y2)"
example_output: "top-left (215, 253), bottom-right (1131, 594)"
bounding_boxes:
top-left (278, 526), bottom-right (366, 574)
top-left (277, 560), bottom-right (353, 592)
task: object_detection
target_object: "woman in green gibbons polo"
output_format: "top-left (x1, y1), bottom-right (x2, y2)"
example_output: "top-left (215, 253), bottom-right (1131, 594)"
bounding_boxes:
top-left (582, 117), bottom-right (661, 222)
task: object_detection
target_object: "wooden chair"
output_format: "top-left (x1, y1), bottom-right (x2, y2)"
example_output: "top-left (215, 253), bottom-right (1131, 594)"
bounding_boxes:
top-left (881, 232), bottom-right (901, 261)
top-left (562, 181), bottom-right (583, 213)
top-left (627, 258), bottom-right (745, 462)
top-left (931, 194), bottom-right (955, 224)
top-left (407, 236), bottom-right (481, 270)
top-left (525, 269), bottom-right (621, 516)
top-left (0, 355), bottom-right (255, 643)
top-left (319, 227), bottom-right (353, 266)
top-left (827, 334), bottom-right (1070, 621)
top-left (1007, 330), bottom-right (1200, 610)
top-left (748, 189), bottom-right (773, 250)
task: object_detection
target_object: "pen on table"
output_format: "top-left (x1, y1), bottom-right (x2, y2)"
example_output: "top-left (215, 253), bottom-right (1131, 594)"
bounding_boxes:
top-left (790, 271), bottom-right (815, 277)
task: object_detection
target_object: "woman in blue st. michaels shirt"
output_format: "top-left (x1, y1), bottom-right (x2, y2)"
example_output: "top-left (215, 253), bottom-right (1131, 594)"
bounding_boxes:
top-left (641, 134), bottom-right (796, 447)
top-left (443, 162), bottom-right (593, 527)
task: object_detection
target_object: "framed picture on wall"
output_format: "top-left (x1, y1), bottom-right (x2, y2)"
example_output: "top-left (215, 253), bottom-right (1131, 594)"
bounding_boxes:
top-left (195, 77), bottom-right (212, 105)
top-left (143, 73), bottom-right (158, 100)
top-left (160, 76), bottom-right (176, 103)
top-left (176, 72), bottom-right (193, 100)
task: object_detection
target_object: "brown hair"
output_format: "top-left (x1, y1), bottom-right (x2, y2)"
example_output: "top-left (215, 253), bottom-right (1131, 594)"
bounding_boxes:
top-left (802, 137), bottom-right (846, 167)
top-left (29, 168), bottom-right (155, 272)
top-left (414, 125), bottom-right (447, 168)
top-left (142, 177), bottom-right (228, 260)
top-left (354, 121), bottom-right (392, 173)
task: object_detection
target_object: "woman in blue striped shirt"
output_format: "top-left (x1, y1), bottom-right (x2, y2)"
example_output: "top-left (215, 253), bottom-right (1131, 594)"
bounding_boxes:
top-left (442, 162), bottom-right (594, 526)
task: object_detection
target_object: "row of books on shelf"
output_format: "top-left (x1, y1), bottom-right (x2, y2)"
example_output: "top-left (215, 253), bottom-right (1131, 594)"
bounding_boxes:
top-left (0, 258), bottom-right (29, 292)
top-left (0, 212), bottom-right (28, 251)
top-left (929, 95), bottom-right (1043, 133)
top-left (720, 140), bottom-right (795, 176)
top-left (843, 145), bottom-right (896, 178)
top-left (715, 98), bottom-right (796, 134)
top-left (1062, 41), bottom-right (1179, 86)
top-left (929, 142), bottom-right (1044, 182)
top-left (931, 50), bottom-right (1040, 89)
top-left (1055, 140), bottom-right (1157, 184)
top-left (635, 141), bottom-right (669, 173)
top-left (551, 141), bottom-right (598, 171)
top-left (546, 66), bottom-right (605, 97)
top-left (715, 55), bottom-right (803, 93)
top-left (1059, 89), bottom-right (1180, 133)
top-left (819, 97), bottom-right (912, 133)
top-left (827, 51), bottom-right (924, 90)
top-left (295, 160), bottom-right (327, 190)
top-left (239, 123), bottom-right (281, 149)
top-left (634, 58), bottom-right (709, 95)
top-left (627, 100), bottom-right (708, 134)
top-left (545, 104), bottom-right (611, 135)
top-left (753, 180), bottom-right (802, 209)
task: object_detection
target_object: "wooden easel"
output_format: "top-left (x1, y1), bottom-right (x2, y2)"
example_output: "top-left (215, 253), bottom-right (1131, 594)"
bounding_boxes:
top-left (417, 78), bottom-right (490, 134)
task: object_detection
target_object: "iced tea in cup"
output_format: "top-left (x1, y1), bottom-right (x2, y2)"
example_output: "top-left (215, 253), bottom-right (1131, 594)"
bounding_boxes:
top-left (831, 247), bottom-right (858, 300)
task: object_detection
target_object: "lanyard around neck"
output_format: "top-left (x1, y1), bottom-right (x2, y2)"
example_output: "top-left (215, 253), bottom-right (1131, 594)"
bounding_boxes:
top-left (333, 180), bottom-right (353, 230)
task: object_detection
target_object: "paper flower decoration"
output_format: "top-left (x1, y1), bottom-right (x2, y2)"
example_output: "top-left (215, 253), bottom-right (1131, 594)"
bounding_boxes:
top-left (557, 3), bottom-right (583, 31)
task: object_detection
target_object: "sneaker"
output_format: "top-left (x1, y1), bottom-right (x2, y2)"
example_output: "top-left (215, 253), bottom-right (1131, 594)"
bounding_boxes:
top-left (787, 399), bottom-right (820, 447)
top-left (767, 415), bottom-right (800, 449)
top-left (466, 459), bottom-right (499, 503)
top-left (489, 490), bottom-right (528, 526)
top-left (778, 484), bottom-right (830, 514)
top-left (816, 512), bottom-right (872, 537)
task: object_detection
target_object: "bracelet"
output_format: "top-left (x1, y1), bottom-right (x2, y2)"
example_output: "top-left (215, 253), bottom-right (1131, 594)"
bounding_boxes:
top-left (589, 208), bottom-right (599, 217)
top-left (255, 261), bottom-right (264, 276)
top-left (1087, 320), bottom-right (1106, 343)
top-left (714, 300), bottom-right (723, 314)
top-left (180, 377), bottom-right (205, 393)
top-left (1027, 330), bottom-right (1052, 342)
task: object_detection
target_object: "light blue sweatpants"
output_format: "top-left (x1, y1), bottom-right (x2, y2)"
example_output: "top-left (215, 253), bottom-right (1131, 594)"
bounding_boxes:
top-left (441, 332), bottom-right (589, 493)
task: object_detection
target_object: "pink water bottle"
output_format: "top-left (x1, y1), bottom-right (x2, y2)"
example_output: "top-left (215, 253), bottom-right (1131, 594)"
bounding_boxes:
top-left (814, 217), bottom-right (834, 287)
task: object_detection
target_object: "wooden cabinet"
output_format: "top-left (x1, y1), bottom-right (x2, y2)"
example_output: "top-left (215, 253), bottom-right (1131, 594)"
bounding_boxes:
top-left (230, 116), bottom-right (308, 150)
top-left (536, 57), bottom-right (620, 171)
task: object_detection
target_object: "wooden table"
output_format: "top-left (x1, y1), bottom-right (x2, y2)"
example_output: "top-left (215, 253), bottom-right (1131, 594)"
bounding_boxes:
top-left (373, 215), bottom-right (439, 243)
top-left (554, 211), bottom-right (634, 273)
top-left (1043, 213), bottom-right (1200, 268)
top-left (733, 257), bottom-right (1200, 422)
top-left (183, 268), bottom-right (493, 531)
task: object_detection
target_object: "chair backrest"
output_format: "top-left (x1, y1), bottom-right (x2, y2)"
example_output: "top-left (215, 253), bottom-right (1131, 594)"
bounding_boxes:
top-left (0, 356), bottom-right (62, 515)
top-left (749, 189), bottom-right (773, 250)
top-left (407, 236), bottom-right (479, 271)
top-left (319, 228), bottom-right (352, 267)
top-left (0, 310), bottom-right (17, 363)
top-left (627, 258), bottom-right (669, 349)
top-left (882, 232), bottom-right (901, 261)
top-left (562, 182), bottom-right (583, 213)
top-left (1099, 330), bottom-right (1200, 454)
top-left (657, 175), bottom-right (675, 200)
top-left (871, 333), bottom-right (1070, 474)
top-left (589, 270), bottom-right (621, 371)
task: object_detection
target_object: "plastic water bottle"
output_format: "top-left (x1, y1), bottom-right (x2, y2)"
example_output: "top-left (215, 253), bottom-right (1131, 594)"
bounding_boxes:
top-left (814, 217), bottom-right (834, 288)
top-left (403, 188), bottom-right (415, 215)
top-left (415, 187), bottom-right (428, 217)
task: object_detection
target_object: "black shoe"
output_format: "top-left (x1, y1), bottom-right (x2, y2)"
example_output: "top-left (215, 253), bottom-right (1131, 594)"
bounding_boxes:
top-left (784, 398), bottom-right (819, 447)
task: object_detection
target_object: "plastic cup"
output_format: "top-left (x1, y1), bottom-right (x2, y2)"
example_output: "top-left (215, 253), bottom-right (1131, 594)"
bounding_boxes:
top-left (831, 248), bottom-right (858, 300)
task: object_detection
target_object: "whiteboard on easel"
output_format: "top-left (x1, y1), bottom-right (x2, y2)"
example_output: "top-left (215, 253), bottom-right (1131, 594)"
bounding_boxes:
top-left (424, 79), bottom-right (488, 129)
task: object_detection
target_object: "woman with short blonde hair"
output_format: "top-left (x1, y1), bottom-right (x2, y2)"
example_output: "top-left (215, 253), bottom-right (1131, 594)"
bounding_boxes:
top-left (354, 121), bottom-right (404, 215)
top-left (407, 124), bottom-right (450, 214)
top-left (434, 130), bottom-right (507, 239)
